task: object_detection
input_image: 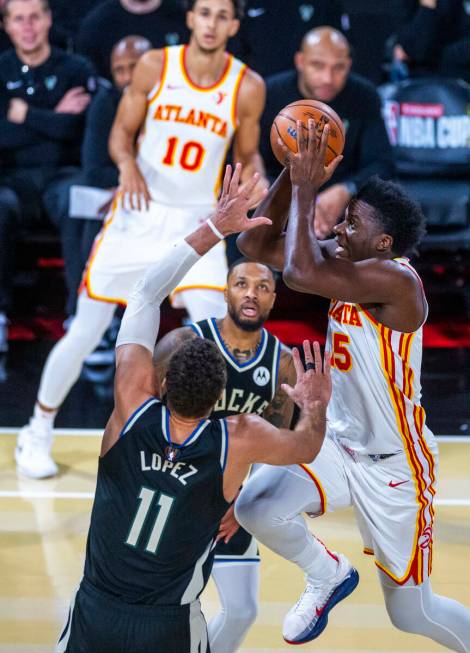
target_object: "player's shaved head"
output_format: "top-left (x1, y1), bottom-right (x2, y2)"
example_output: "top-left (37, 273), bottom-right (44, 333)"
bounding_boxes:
top-left (295, 26), bottom-right (352, 102)
top-left (301, 27), bottom-right (350, 58)
top-left (110, 35), bottom-right (151, 90)
top-left (227, 257), bottom-right (275, 285)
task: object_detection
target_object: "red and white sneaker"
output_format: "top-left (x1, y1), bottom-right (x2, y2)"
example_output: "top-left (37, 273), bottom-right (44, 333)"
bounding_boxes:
top-left (283, 553), bottom-right (359, 645)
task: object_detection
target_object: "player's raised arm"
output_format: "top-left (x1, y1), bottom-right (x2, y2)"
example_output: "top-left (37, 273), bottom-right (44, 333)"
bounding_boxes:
top-left (281, 119), bottom-right (423, 306)
top-left (109, 50), bottom-right (163, 211)
top-left (225, 341), bottom-right (330, 494)
top-left (236, 168), bottom-right (291, 270)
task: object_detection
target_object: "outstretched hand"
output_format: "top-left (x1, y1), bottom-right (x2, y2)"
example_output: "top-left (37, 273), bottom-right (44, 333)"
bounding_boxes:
top-left (211, 163), bottom-right (272, 237)
top-left (278, 119), bottom-right (343, 191)
top-left (281, 340), bottom-right (332, 412)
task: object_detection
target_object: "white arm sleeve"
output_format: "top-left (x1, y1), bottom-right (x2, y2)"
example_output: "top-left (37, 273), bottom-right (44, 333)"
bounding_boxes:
top-left (116, 239), bottom-right (201, 352)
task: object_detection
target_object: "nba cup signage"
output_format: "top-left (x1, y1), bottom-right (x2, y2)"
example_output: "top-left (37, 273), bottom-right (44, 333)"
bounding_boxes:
top-left (380, 78), bottom-right (470, 175)
top-left (383, 100), bottom-right (470, 149)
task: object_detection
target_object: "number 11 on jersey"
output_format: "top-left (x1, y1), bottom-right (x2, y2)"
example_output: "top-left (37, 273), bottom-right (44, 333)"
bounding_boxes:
top-left (126, 487), bottom-right (175, 554)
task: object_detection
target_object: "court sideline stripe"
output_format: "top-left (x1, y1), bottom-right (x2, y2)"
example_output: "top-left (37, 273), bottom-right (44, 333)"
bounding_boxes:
top-left (0, 428), bottom-right (469, 441)
top-left (0, 490), bottom-right (469, 505)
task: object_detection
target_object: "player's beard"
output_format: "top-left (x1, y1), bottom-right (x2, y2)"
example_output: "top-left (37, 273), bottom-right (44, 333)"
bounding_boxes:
top-left (228, 304), bottom-right (269, 332)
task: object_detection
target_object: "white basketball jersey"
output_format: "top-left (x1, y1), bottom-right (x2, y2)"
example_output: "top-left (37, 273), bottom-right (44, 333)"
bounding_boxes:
top-left (137, 45), bottom-right (247, 207)
top-left (326, 258), bottom-right (433, 455)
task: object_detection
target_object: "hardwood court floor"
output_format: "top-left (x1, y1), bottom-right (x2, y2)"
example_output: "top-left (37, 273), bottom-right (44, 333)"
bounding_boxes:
top-left (0, 432), bottom-right (469, 653)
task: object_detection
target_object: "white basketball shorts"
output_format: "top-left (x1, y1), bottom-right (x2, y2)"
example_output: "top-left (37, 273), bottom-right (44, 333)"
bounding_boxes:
top-left (82, 195), bottom-right (227, 306)
top-left (299, 428), bottom-right (438, 586)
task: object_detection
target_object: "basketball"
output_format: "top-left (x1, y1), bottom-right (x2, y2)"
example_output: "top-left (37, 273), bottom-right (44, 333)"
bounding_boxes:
top-left (270, 99), bottom-right (345, 166)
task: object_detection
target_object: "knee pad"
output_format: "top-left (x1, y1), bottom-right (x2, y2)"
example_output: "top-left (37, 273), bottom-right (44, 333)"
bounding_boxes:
top-left (385, 598), bottom-right (418, 633)
top-left (382, 581), bottom-right (424, 635)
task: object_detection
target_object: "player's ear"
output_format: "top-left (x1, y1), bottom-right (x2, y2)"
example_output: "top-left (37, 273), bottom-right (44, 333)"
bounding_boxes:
top-left (228, 18), bottom-right (240, 38)
top-left (294, 51), bottom-right (304, 73)
top-left (186, 10), bottom-right (195, 30)
top-left (269, 291), bottom-right (276, 310)
top-left (377, 234), bottom-right (393, 252)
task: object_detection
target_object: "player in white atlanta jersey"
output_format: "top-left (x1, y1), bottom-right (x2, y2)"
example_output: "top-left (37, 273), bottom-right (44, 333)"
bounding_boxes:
top-left (235, 120), bottom-right (470, 650)
top-left (16, 0), bottom-right (268, 482)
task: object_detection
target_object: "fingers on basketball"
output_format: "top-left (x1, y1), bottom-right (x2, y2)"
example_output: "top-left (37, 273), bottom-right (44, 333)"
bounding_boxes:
top-left (270, 99), bottom-right (345, 167)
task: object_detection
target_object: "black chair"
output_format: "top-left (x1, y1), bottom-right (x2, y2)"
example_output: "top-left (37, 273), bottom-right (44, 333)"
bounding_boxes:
top-left (379, 77), bottom-right (470, 254)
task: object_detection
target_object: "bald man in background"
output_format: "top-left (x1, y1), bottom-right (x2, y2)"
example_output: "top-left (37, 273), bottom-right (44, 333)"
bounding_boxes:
top-left (260, 27), bottom-right (394, 237)
top-left (65, 35), bottom-right (152, 316)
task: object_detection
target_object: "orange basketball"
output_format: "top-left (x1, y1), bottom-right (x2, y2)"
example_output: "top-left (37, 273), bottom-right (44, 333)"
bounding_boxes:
top-left (270, 99), bottom-right (345, 166)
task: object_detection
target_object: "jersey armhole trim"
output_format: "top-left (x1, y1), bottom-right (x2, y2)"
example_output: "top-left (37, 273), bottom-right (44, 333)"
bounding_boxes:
top-left (220, 418), bottom-right (229, 472)
top-left (120, 397), bottom-right (159, 438)
top-left (271, 338), bottom-right (281, 400)
top-left (147, 47), bottom-right (169, 104)
top-left (231, 63), bottom-right (248, 129)
top-left (190, 322), bottom-right (204, 337)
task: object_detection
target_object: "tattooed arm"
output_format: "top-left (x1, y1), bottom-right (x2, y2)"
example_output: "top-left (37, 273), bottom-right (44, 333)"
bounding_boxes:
top-left (262, 346), bottom-right (296, 428)
top-left (153, 327), bottom-right (197, 388)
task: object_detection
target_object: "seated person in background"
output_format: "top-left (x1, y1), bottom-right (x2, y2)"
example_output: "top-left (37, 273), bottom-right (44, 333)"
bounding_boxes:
top-left (0, 0), bottom-right (95, 358)
top-left (228, 0), bottom-right (343, 78)
top-left (76, 0), bottom-right (188, 79)
top-left (66, 35), bottom-right (151, 317)
top-left (260, 26), bottom-right (395, 238)
top-left (392, 0), bottom-right (470, 81)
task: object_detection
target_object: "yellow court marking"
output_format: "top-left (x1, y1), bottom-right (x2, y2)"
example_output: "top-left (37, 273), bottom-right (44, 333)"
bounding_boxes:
top-left (0, 434), bottom-right (469, 652)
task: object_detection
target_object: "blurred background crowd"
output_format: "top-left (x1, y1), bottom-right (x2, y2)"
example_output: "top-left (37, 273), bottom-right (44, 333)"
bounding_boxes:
top-left (1, 0), bottom-right (470, 388)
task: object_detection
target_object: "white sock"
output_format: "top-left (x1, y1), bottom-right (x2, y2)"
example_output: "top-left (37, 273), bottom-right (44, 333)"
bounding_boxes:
top-left (32, 402), bottom-right (57, 432)
top-left (294, 532), bottom-right (339, 583)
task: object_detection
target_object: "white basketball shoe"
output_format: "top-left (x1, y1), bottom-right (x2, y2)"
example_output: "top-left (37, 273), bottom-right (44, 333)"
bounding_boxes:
top-left (283, 553), bottom-right (359, 644)
top-left (16, 418), bottom-right (58, 479)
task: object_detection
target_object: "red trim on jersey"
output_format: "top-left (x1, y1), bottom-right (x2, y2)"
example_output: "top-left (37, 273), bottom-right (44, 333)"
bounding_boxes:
top-left (231, 64), bottom-right (247, 128)
top-left (147, 48), bottom-right (169, 104)
top-left (181, 45), bottom-right (232, 91)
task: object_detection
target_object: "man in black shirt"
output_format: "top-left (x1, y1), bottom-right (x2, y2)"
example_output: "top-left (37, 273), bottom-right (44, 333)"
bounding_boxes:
top-left (76, 0), bottom-right (188, 79)
top-left (393, 0), bottom-right (470, 81)
top-left (0, 0), bottom-right (95, 355)
top-left (260, 27), bottom-right (394, 238)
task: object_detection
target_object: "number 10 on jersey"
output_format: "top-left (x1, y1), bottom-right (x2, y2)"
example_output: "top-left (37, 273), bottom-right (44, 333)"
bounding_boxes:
top-left (162, 136), bottom-right (205, 172)
top-left (126, 487), bottom-right (175, 554)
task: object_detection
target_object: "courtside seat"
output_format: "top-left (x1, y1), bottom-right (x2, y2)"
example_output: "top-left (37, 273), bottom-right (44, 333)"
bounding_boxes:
top-left (397, 178), bottom-right (470, 252)
top-left (14, 217), bottom-right (64, 313)
top-left (379, 77), bottom-right (470, 253)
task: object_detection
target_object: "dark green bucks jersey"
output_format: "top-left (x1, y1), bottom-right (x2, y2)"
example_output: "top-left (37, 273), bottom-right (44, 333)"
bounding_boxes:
top-left (191, 318), bottom-right (281, 418)
top-left (84, 398), bottom-right (230, 605)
